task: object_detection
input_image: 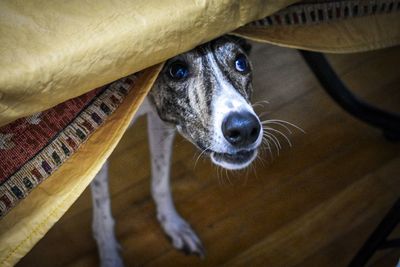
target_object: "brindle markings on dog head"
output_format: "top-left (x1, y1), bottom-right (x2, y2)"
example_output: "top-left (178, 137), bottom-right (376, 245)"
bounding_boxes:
top-left (149, 36), bottom-right (262, 170)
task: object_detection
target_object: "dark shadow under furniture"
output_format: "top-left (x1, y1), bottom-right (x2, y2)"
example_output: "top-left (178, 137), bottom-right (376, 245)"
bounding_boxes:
top-left (299, 50), bottom-right (400, 267)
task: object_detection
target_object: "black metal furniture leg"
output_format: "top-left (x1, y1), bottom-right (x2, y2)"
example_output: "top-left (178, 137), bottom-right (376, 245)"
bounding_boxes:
top-left (348, 198), bottom-right (400, 267)
top-left (299, 50), bottom-right (400, 142)
top-left (299, 50), bottom-right (400, 266)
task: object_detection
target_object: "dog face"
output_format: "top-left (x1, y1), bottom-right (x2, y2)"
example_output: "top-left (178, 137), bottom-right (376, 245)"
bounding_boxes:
top-left (149, 36), bottom-right (262, 170)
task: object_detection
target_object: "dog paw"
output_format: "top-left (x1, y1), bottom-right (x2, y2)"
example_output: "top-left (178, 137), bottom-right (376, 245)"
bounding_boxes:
top-left (158, 214), bottom-right (205, 258)
top-left (97, 244), bottom-right (124, 267)
top-left (101, 257), bottom-right (124, 267)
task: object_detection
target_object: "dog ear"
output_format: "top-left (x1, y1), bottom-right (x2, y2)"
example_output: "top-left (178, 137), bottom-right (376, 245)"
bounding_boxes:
top-left (227, 35), bottom-right (252, 55)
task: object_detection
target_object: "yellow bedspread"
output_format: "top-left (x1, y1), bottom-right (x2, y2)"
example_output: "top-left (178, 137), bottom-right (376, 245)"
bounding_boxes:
top-left (0, 1), bottom-right (399, 266)
top-left (0, 0), bottom-right (295, 127)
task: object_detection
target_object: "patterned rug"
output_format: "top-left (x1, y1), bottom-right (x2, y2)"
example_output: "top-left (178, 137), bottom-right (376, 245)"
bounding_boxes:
top-left (0, 74), bottom-right (137, 217)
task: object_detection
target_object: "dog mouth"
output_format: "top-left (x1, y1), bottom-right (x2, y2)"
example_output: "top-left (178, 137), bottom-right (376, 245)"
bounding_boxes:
top-left (210, 149), bottom-right (257, 170)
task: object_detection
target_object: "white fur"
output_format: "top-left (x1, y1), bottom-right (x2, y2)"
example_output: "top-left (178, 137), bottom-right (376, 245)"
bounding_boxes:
top-left (148, 110), bottom-right (204, 256)
top-left (211, 150), bottom-right (259, 170)
top-left (205, 50), bottom-right (262, 169)
top-left (91, 101), bottom-right (204, 267)
top-left (91, 44), bottom-right (261, 265)
top-left (91, 163), bottom-right (124, 267)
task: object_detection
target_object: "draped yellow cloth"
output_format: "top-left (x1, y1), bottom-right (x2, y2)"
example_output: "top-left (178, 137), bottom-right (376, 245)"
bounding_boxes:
top-left (0, 0), bottom-right (296, 127)
top-left (234, 12), bottom-right (400, 53)
top-left (0, 0), bottom-right (399, 266)
top-left (0, 64), bottom-right (162, 267)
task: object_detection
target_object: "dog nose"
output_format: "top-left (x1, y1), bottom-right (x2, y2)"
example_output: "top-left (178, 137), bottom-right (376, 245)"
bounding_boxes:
top-left (222, 112), bottom-right (261, 147)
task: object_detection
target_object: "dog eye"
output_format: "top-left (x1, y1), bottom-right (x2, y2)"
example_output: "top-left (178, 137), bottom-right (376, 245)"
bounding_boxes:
top-left (168, 61), bottom-right (189, 80)
top-left (234, 54), bottom-right (248, 72)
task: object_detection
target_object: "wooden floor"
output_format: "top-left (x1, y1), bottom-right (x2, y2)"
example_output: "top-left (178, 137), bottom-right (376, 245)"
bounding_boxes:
top-left (17, 43), bottom-right (400, 267)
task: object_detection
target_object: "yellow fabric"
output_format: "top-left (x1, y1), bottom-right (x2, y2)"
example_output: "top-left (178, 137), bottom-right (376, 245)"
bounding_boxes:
top-left (1, 1), bottom-right (400, 265)
top-left (0, 64), bottom-right (162, 267)
top-left (0, 0), bottom-right (296, 127)
top-left (233, 12), bottom-right (400, 53)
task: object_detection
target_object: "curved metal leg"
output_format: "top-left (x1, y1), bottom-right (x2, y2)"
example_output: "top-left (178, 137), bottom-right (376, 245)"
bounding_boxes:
top-left (299, 50), bottom-right (400, 142)
top-left (348, 198), bottom-right (400, 267)
top-left (299, 50), bottom-right (400, 266)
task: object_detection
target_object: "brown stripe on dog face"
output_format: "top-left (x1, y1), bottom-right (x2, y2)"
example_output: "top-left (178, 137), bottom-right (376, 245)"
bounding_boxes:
top-left (148, 36), bottom-right (253, 151)
top-left (210, 38), bottom-right (253, 100)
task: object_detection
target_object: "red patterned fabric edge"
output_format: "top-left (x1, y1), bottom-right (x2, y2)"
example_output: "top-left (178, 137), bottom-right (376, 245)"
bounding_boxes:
top-left (0, 74), bottom-right (137, 218)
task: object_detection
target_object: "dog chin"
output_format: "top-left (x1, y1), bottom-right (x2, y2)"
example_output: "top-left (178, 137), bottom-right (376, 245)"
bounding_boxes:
top-left (210, 149), bottom-right (258, 170)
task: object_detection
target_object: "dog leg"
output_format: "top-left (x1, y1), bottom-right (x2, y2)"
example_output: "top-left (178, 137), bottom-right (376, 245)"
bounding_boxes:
top-left (147, 111), bottom-right (205, 257)
top-left (90, 98), bottom-right (152, 266)
top-left (128, 97), bottom-right (153, 127)
top-left (91, 162), bottom-right (124, 267)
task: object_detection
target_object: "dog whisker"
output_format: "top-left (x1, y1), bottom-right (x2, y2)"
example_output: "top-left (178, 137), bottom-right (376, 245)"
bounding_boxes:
top-left (225, 168), bottom-right (233, 186)
top-left (252, 161), bottom-right (259, 176)
top-left (262, 136), bottom-right (274, 159)
top-left (262, 121), bottom-right (292, 134)
top-left (194, 144), bottom-right (213, 169)
top-left (216, 165), bottom-right (223, 186)
top-left (255, 148), bottom-right (263, 164)
top-left (262, 119), bottom-right (305, 133)
top-left (262, 135), bottom-right (275, 155)
top-left (252, 103), bottom-right (264, 109)
top-left (267, 133), bottom-right (282, 153)
top-left (243, 162), bottom-right (255, 186)
top-left (260, 148), bottom-right (273, 164)
top-left (263, 127), bottom-right (292, 147)
top-left (258, 100), bottom-right (270, 105)
top-left (252, 100), bottom-right (270, 109)
top-left (222, 168), bottom-right (230, 186)
top-left (218, 165), bottom-right (227, 186)
top-left (258, 111), bottom-right (270, 119)
top-left (255, 150), bottom-right (266, 169)
top-left (263, 134), bottom-right (280, 156)
top-left (264, 132), bottom-right (282, 150)
top-left (243, 167), bottom-right (250, 186)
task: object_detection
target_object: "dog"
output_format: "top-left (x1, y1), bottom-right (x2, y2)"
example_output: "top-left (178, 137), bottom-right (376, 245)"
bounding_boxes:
top-left (90, 36), bottom-right (293, 267)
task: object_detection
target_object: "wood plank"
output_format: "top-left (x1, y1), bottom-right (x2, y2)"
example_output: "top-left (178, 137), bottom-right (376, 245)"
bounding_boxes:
top-left (16, 44), bottom-right (400, 267)
top-left (222, 159), bottom-right (399, 267)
